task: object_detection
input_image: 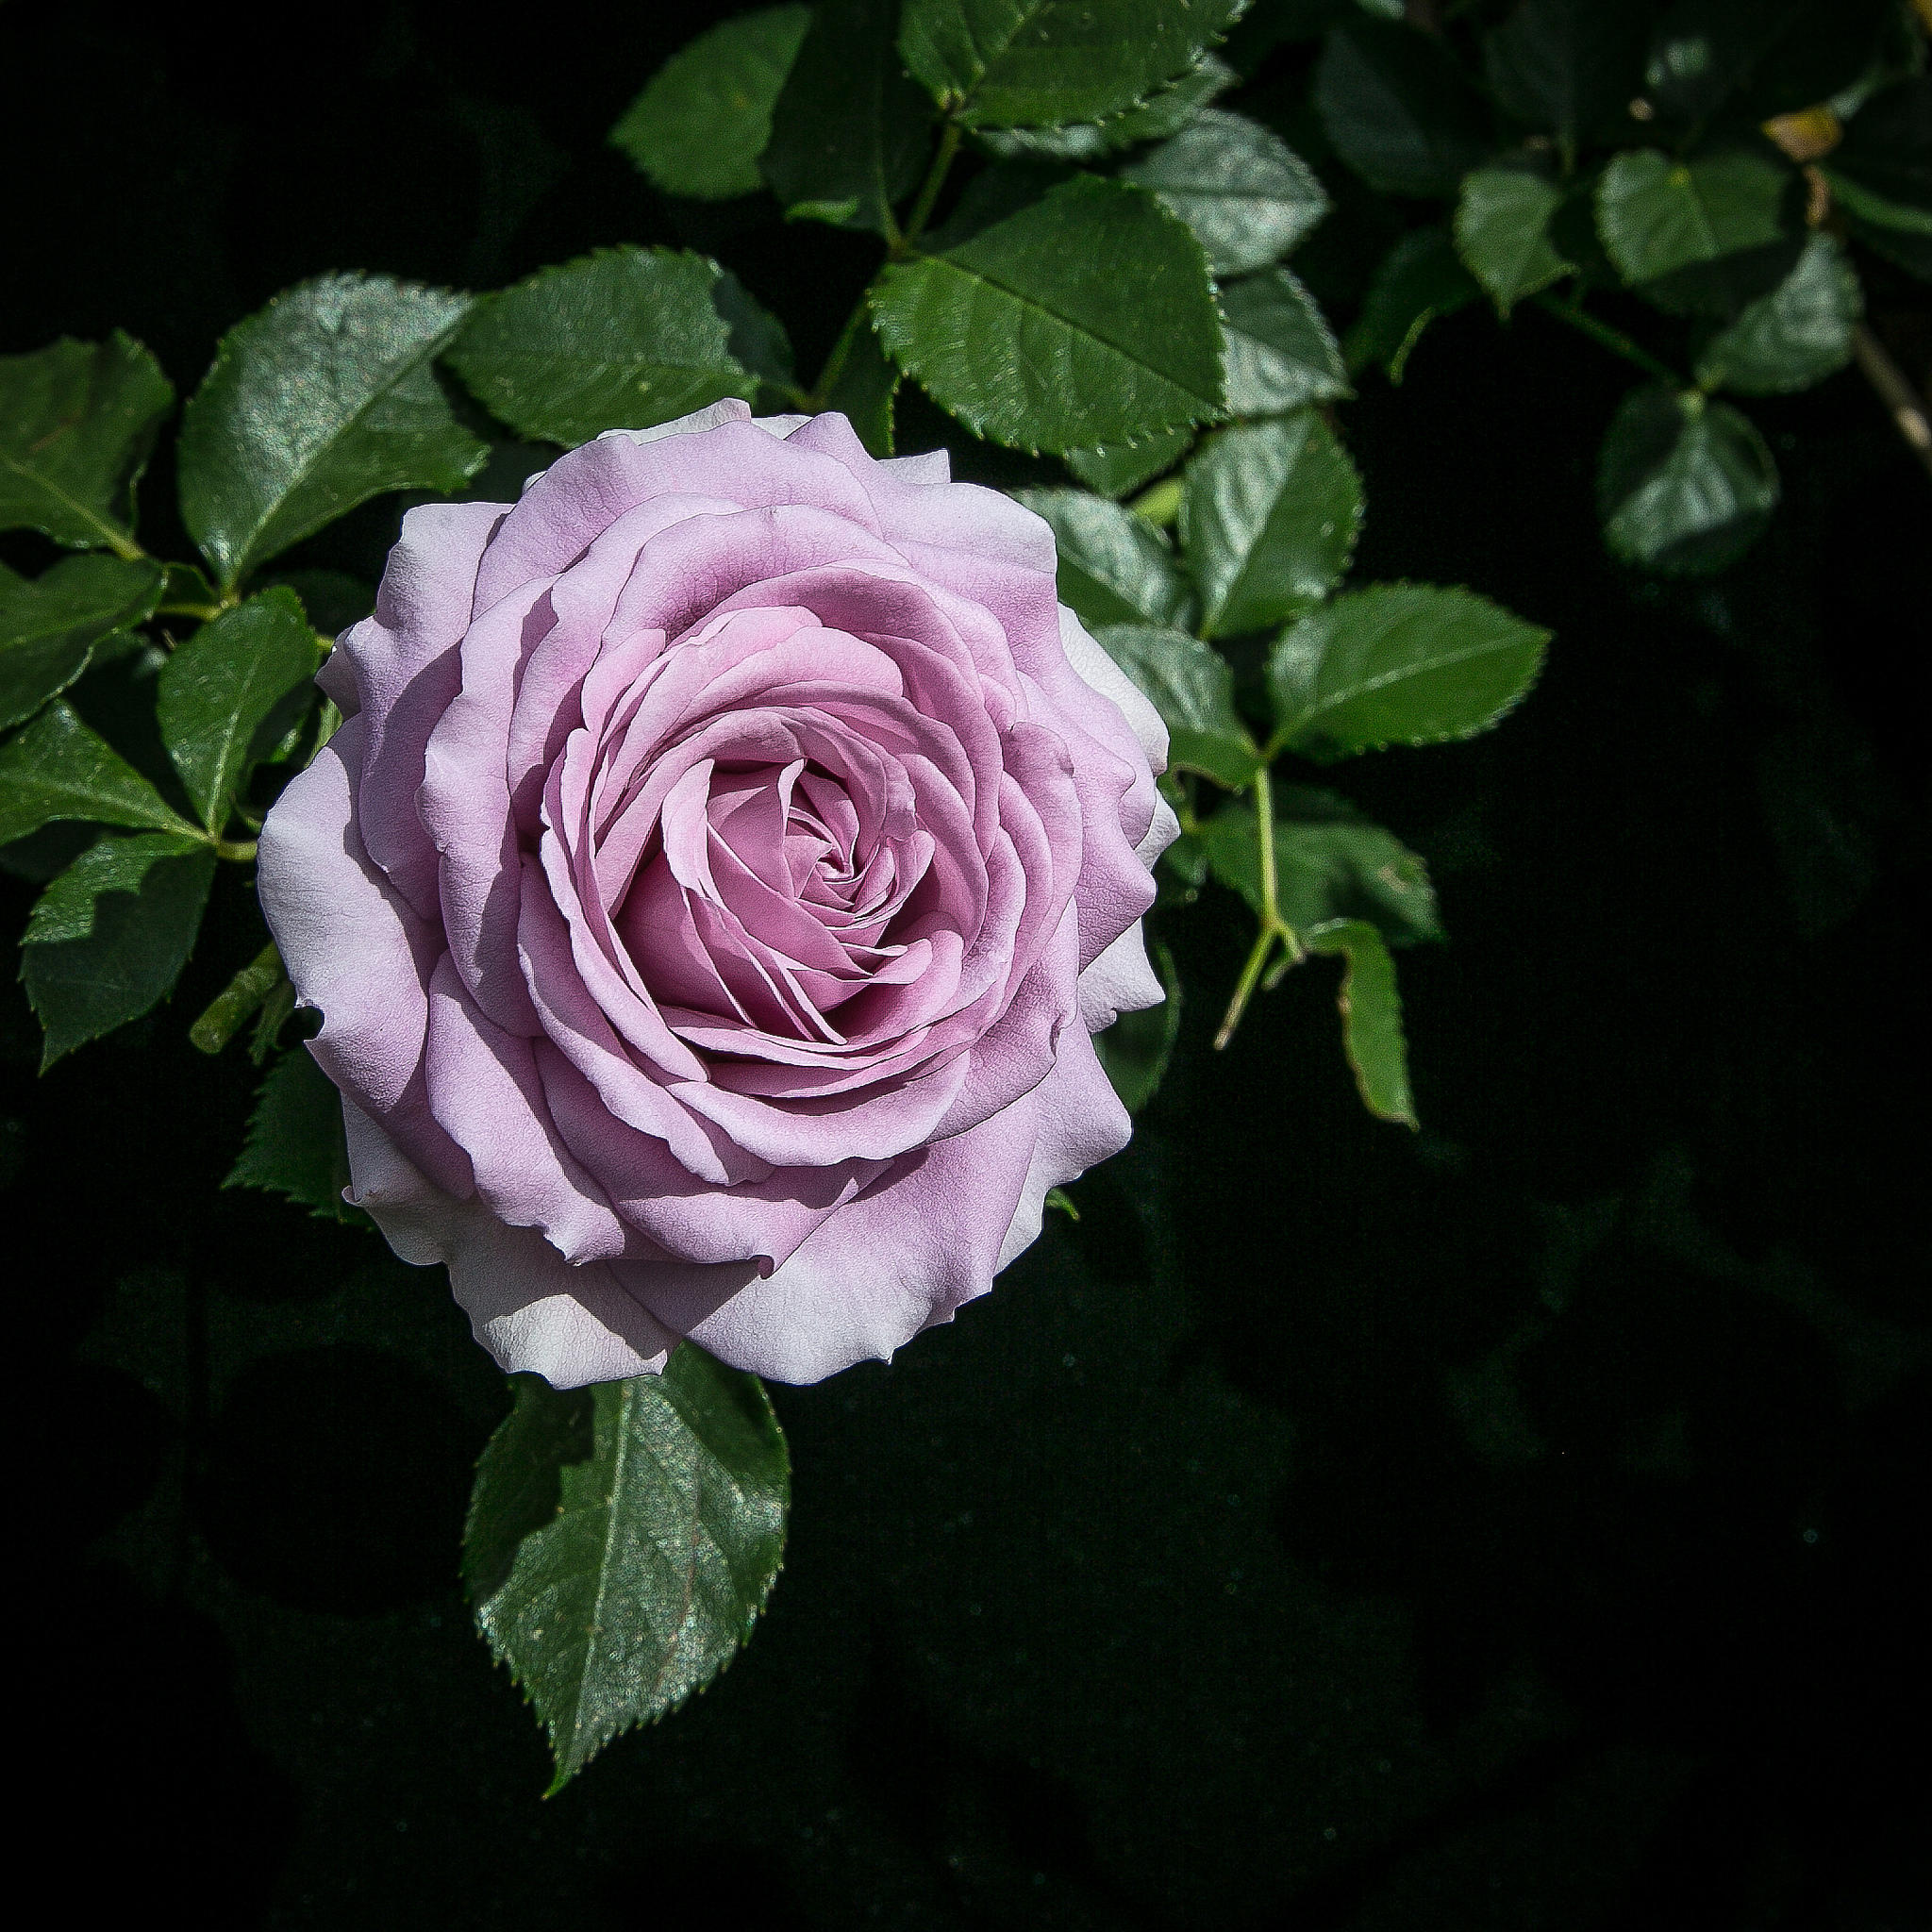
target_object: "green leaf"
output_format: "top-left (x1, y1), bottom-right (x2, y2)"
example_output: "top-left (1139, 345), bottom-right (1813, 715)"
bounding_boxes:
top-left (873, 175), bottom-right (1225, 454)
top-left (1091, 624), bottom-right (1259, 787)
top-left (1221, 268), bottom-right (1350, 417)
top-left (609, 5), bottom-right (811, 200)
top-left (979, 55), bottom-right (1238, 161)
top-left (1482, 0), bottom-right (1648, 151)
top-left (1596, 383), bottom-right (1777, 575)
top-left (226, 1046), bottom-right (359, 1221)
top-left (0, 334), bottom-right (173, 557)
top-left (761, 0), bottom-right (931, 231)
top-left (21, 832), bottom-right (216, 1067)
top-left (1064, 427), bottom-right (1194, 499)
top-left (464, 1351), bottom-right (790, 1790)
top-left (1094, 936), bottom-right (1181, 1113)
top-left (179, 276), bottom-right (486, 592)
top-left (1307, 919), bottom-right (1415, 1125)
top-left (448, 248), bottom-right (752, 446)
top-left (1594, 148), bottom-right (1795, 316)
top-left (1692, 233), bottom-right (1861, 394)
top-left (1011, 488), bottom-right (1193, 629)
top-left (1181, 413), bottom-right (1362, 639)
top-left (157, 588), bottom-right (319, 834)
top-left (820, 319), bottom-right (900, 458)
top-left (1455, 163), bottom-right (1574, 317)
top-left (1343, 225), bottom-right (1481, 381)
top-left (1313, 15), bottom-right (1491, 197)
top-left (900, 0), bottom-right (1247, 130)
top-left (0, 555), bottom-right (164, 731)
top-left (1124, 109), bottom-right (1329, 276)
top-left (0, 700), bottom-right (199, 847)
top-left (1269, 583), bottom-right (1549, 760)
top-left (1198, 791), bottom-right (1441, 944)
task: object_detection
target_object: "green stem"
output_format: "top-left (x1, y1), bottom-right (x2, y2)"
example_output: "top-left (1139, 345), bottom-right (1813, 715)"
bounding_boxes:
top-left (1214, 924), bottom-right (1278, 1051)
top-left (213, 838), bottom-right (258, 863)
top-left (1214, 767), bottom-right (1305, 1050)
top-left (189, 941), bottom-right (284, 1056)
top-left (1254, 765), bottom-right (1279, 930)
top-left (1531, 291), bottom-right (1681, 389)
top-left (157, 602), bottom-right (224, 624)
top-left (896, 120), bottom-right (962, 257)
top-left (804, 300), bottom-right (874, 411)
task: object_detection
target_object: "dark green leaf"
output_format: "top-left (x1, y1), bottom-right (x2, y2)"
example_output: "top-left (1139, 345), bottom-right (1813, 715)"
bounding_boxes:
top-left (1220, 268), bottom-right (1350, 417)
top-left (0, 555), bottom-right (164, 731)
top-left (762, 0), bottom-right (930, 231)
top-left (1343, 225), bottom-right (1480, 381)
top-left (1693, 233), bottom-right (1861, 394)
top-left (179, 275), bottom-right (486, 591)
top-left (1181, 413), bottom-right (1361, 639)
top-left (1064, 427), bottom-right (1194, 499)
top-left (1094, 937), bottom-right (1181, 1113)
top-left (1455, 162), bottom-right (1574, 316)
top-left (820, 319), bottom-right (900, 458)
top-left (1011, 488), bottom-right (1193, 629)
top-left (1594, 148), bottom-right (1796, 316)
top-left (1269, 582), bottom-right (1548, 759)
top-left (448, 248), bottom-right (752, 446)
top-left (1596, 383), bottom-right (1777, 575)
top-left (1307, 919), bottom-right (1415, 1125)
top-left (465, 1352), bottom-right (790, 1790)
top-left (1091, 624), bottom-right (1259, 788)
top-left (1198, 791), bottom-right (1441, 944)
top-left (712, 271), bottom-right (799, 411)
top-left (1482, 0), bottom-right (1648, 151)
top-left (873, 175), bottom-right (1225, 453)
top-left (1313, 15), bottom-right (1491, 197)
top-left (983, 52), bottom-right (1237, 159)
top-left (609, 5), bottom-right (811, 200)
top-left (900, 0), bottom-right (1247, 130)
top-left (1124, 109), bottom-right (1329, 276)
top-left (157, 588), bottom-right (320, 834)
top-left (226, 1046), bottom-right (359, 1221)
top-left (0, 700), bottom-right (199, 847)
top-left (21, 832), bottom-right (216, 1067)
top-left (0, 334), bottom-right (173, 555)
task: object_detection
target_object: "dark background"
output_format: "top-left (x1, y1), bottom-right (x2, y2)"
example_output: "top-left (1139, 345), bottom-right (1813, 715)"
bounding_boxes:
top-left (5, 3), bottom-right (1927, 1925)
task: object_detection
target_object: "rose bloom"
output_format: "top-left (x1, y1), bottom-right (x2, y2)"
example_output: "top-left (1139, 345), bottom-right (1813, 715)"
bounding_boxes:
top-left (258, 402), bottom-right (1174, 1387)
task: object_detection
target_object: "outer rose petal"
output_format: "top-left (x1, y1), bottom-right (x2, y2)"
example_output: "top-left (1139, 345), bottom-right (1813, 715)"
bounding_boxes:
top-left (257, 719), bottom-right (472, 1196)
top-left (341, 1101), bottom-right (681, 1387)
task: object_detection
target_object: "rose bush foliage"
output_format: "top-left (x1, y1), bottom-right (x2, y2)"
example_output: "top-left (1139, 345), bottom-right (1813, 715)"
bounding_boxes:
top-left (258, 401), bottom-right (1174, 1388)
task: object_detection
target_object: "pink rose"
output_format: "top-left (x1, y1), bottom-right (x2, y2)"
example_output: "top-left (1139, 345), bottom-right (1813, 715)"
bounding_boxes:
top-left (258, 403), bottom-right (1174, 1387)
